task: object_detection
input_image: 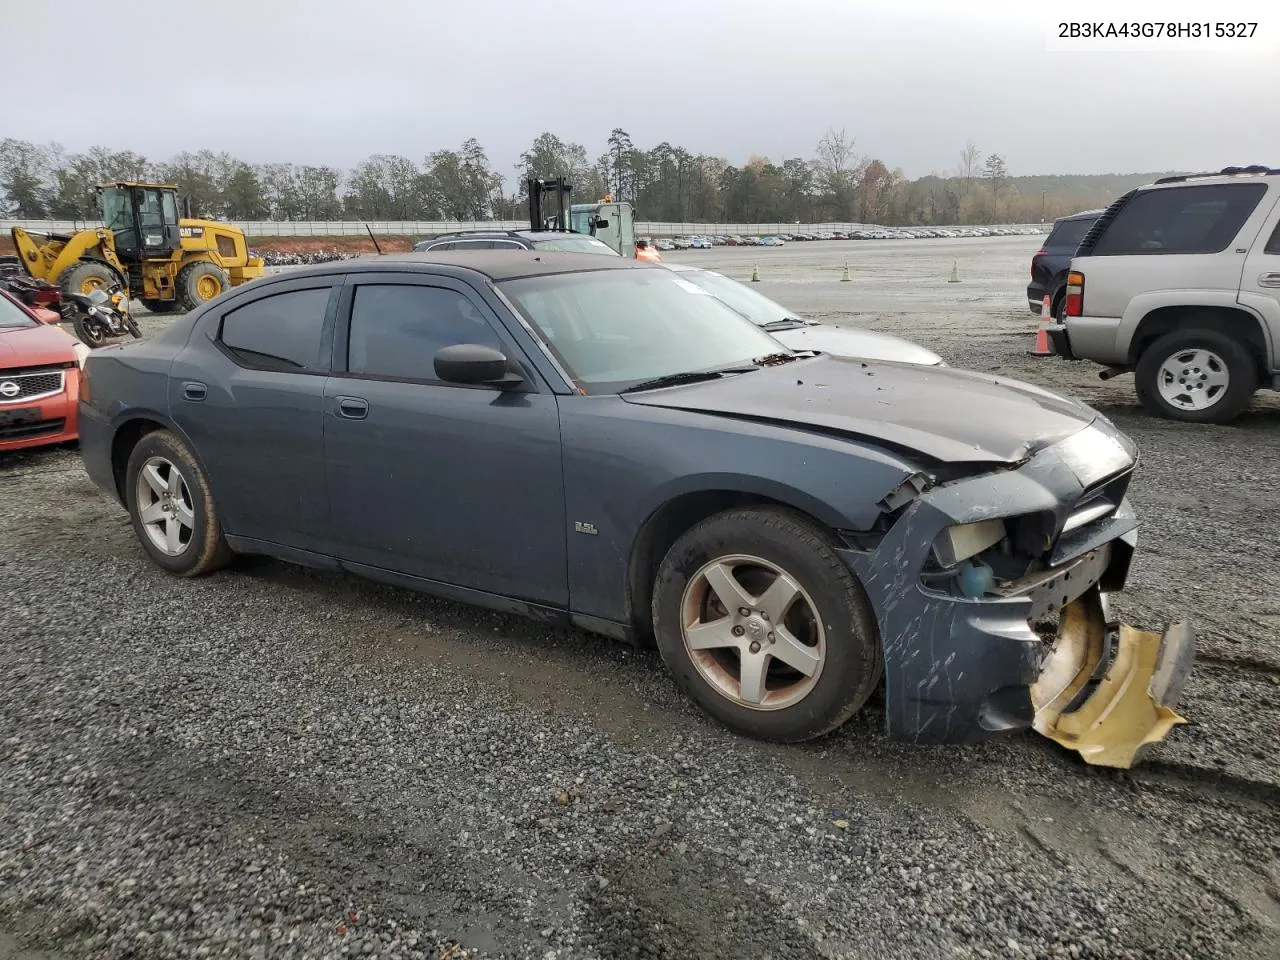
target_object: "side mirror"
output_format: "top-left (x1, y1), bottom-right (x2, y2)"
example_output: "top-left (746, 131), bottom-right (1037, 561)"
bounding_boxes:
top-left (594, 217), bottom-right (610, 229)
top-left (434, 343), bottom-right (523, 388)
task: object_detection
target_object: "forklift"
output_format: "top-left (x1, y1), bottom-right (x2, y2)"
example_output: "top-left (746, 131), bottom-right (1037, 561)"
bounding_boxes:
top-left (527, 177), bottom-right (649, 259)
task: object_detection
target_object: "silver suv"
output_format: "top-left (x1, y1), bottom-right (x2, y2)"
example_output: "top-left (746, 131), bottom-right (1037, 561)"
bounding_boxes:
top-left (1048, 165), bottom-right (1280, 423)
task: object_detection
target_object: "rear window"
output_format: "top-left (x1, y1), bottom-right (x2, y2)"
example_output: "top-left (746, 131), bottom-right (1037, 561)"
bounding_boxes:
top-left (1266, 220), bottom-right (1280, 255)
top-left (1046, 216), bottom-right (1097, 251)
top-left (530, 236), bottom-right (620, 256)
top-left (219, 287), bottom-right (332, 372)
top-left (1090, 183), bottom-right (1267, 256)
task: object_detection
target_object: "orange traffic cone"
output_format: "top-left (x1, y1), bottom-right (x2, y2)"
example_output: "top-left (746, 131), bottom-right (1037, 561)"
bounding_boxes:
top-left (1030, 295), bottom-right (1053, 357)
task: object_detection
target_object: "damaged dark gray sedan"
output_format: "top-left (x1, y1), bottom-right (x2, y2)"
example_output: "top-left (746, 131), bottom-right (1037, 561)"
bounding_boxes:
top-left (76, 252), bottom-right (1194, 767)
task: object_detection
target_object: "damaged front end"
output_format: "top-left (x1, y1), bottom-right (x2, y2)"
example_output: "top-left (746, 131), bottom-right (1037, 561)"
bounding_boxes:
top-left (841, 420), bottom-right (1196, 769)
top-left (1030, 587), bottom-right (1193, 768)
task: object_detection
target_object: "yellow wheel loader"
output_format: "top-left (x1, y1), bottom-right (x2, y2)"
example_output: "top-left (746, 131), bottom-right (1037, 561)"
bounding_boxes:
top-left (10, 181), bottom-right (264, 313)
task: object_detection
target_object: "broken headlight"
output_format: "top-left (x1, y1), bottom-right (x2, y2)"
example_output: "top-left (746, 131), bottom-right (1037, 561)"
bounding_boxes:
top-left (932, 519), bottom-right (1006, 568)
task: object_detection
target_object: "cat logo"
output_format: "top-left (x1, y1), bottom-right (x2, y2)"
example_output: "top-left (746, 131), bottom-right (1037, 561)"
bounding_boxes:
top-left (179, 226), bottom-right (203, 238)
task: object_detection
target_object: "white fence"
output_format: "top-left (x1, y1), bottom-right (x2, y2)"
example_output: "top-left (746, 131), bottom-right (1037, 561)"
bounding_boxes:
top-left (2, 219), bottom-right (1050, 238)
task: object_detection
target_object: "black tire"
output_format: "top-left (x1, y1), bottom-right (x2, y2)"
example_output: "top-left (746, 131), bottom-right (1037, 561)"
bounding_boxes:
top-left (176, 261), bottom-right (230, 312)
top-left (124, 429), bottom-right (233, 577)
top-left (1134, 328), bottom-right (1257, 424)
top-left (142, 298), bottom-right (181, 314)
top-left (71, 311), bottom-right (107, 348)
top-left (58, 260), bottom-right (120, 298)
top-left (651, 506), bottom-right (882, 742)
top-left (1052, 289), bottom-right (1067, 323)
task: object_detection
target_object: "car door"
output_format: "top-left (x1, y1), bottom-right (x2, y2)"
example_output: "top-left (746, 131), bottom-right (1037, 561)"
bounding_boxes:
top-left (168, 276), bottom-right (341, 552)
top-left (322, 272), bottom-right (568, 605)
top-left (1237, 196), bottom-right (1280, 369)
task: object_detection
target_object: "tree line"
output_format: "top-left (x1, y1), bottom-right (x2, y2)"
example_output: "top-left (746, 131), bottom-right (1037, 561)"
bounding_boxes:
top-left (0, 131), bottom-right (1168, 226)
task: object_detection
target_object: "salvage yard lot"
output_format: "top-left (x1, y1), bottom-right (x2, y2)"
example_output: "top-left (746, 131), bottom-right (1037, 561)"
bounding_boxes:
top-left (2, 236), bottom-right (1278, 960)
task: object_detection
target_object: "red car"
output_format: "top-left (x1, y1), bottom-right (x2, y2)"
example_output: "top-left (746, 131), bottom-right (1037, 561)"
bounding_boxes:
top-left (0, 288), bottom-right (88, 452)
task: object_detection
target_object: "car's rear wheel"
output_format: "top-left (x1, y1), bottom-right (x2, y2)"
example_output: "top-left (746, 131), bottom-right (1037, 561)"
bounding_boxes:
top-left (1052, 289), bottom-right (1067, 322)
top-left (124, 429), bottom-right (233, 576)
top-left (651, 506), bottom-right (881, 742)
top-left (1135, 329), bottom-right (1257, 424)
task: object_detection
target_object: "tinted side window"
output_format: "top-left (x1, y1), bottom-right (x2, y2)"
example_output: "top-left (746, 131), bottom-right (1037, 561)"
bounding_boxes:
top-left (491, 240), bottom-right (526, 249)
top-left (220, 287), bottom-right (332, 372)
top-left (1091, 183), bottom-right (1267, 256)
top-left (1047, 217), bottom-right (1096, 251)
top-left (347, 284), bottom-right (503, 382)
top-left (450, 239), bottom-right (496, 250)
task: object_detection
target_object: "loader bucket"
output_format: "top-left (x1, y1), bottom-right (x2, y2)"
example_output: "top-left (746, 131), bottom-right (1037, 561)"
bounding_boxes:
top-left (1031, 588), bottom-right (1194, 769)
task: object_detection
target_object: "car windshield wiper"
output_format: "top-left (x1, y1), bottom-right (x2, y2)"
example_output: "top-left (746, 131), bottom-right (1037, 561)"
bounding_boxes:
top-left (619, 366), bottom-right (756, 394)
top-left (752, 351), bottom-right (801, 366)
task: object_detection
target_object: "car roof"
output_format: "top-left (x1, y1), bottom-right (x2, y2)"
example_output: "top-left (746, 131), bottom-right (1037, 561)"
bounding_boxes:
top-left (256, 250), bottom-right (651, 285)
top-left (425, 230), bottom-right (534, 240)
top-left (1059, 209), bottom-right (1104, 221)
top-left (421, 229), bottom-right (605, 242)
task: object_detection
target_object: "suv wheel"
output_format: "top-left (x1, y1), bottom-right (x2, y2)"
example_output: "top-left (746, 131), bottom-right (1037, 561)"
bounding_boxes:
top-left (1135, 329), bottom-right (1257, 424)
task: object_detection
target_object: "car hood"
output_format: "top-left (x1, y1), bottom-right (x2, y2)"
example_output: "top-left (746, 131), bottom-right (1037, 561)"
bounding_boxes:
top-left (620, 355), bottom-right (1099, 465)
top-left (771, 323), bottom-right (943, 366)
top-left (0, 322), bottom-right (79, 368)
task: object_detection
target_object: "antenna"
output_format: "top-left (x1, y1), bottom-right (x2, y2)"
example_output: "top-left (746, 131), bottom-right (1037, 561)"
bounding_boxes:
top-left (364, 223), bottom-right (384, 255)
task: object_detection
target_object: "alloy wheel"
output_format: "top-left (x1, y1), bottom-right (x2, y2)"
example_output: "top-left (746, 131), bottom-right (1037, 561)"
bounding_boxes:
top-left (679, 554), bottom-right (826, 710)
top-left (1156, 347), bottom-right (1229, 411)
top-left (136, 456), bottom-right (195, 556)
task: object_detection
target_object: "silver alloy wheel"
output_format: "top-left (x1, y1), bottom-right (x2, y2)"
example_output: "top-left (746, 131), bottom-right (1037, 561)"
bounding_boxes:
top-left (1156, 347), bottom-right (1229, 411)
top-left (679, 553), bottom-right (826, 711)
top-left (136, 456), bottom-right (195, 556)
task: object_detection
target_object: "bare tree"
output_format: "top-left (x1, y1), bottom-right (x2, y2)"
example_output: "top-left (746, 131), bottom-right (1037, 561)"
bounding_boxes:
top-left (815, 127), bottom-right (862, 218)
top-left (959, 141), bottom-right (981, 191)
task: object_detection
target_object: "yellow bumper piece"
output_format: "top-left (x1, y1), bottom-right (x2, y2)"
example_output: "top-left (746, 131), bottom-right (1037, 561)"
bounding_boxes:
top-left (1031, 589), bottom-right (1194, 769)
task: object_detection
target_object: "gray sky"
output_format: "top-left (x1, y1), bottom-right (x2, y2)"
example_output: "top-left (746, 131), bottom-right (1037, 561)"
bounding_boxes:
top-left (4, 0), bottom-right (1276, 183)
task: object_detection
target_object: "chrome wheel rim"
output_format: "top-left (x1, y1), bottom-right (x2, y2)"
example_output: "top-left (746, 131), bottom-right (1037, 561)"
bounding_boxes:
top-left (1156, 348), bottom-right (1229, 411)
top-left (136, 456), bottom-right (195, 556)
top-left (679, 554), bottom-right (825, 711)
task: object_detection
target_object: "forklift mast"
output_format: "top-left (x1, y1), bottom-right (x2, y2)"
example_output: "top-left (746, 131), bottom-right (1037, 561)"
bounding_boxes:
top-left (527, 177), bottom-right (572, 232)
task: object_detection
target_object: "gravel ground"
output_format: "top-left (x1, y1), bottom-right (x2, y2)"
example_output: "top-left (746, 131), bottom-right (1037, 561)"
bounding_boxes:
top-left (2, 236), bottom-right (1278, 960)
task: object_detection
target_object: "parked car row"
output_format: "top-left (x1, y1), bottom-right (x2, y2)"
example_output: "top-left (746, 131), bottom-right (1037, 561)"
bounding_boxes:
top-left (654, 225), bottom-right (1045, 250)
top-left (254, 249), bottom-right (357, 267)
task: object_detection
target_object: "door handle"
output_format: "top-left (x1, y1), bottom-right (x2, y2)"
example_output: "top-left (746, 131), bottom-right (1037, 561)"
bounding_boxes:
top-left (182, 381), bottom-right (207, 401)
top-left (336, 396), bottom-right (369, 420)
top-left (1258, 272), bottom-right (1280, 288)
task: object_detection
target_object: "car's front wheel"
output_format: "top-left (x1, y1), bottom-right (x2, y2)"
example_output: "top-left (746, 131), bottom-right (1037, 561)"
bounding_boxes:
top-left (124, 429), bottom-right (233, 576)
top-left (1135, 328), bottom-right (1257, 424)
top-left (651, 507), bottom-right (881, 742)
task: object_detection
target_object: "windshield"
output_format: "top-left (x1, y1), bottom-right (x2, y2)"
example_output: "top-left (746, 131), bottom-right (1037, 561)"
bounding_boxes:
top-left (0, 294), bottom-right (37, 329)
top-left (100, 187), bottom-right (132, 230)
top-left (499, 269), bottom-right (791, 393)
top-left (674, 269), bottom-right (803, 328)
top-left (530, 235), bottom-right (620, 256)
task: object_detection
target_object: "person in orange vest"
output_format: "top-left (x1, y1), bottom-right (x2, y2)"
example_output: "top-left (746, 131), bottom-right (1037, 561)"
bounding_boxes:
top-left (635, 238), bottom-right (663, 262)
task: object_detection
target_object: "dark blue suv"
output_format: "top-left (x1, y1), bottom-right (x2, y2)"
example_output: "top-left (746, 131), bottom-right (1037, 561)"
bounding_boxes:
top-left (1028, 210), bottom-right (1101, 318)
